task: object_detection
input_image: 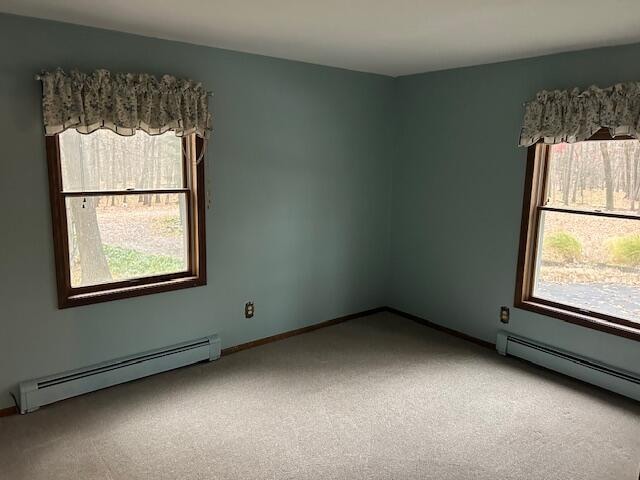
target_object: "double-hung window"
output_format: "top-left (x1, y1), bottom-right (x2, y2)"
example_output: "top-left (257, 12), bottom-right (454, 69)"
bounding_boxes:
top-left (516, 129), bottom-right (640, 339)
top-left (47, 130), bottom-right (206, 308)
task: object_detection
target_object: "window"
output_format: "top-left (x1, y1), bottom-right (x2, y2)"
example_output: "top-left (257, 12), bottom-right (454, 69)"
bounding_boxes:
top-left (516, 129), bottom-right (640, 340)
top-left (46, 130), bottom-right (206, 308)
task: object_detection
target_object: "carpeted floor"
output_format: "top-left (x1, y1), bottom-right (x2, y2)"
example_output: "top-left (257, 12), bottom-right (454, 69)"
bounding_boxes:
top-left (1, 312), bottom-right (639, 480)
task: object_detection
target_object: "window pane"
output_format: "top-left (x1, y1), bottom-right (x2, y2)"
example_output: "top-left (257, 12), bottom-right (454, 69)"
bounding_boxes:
top-left (533, 210), bottom-right (640, 323)
top-left (66, 194), bottom-right (189, 287)
top-left (546, 140), bottom-right (640, 216)
top-left (59, 130), bottom-right (183, 192)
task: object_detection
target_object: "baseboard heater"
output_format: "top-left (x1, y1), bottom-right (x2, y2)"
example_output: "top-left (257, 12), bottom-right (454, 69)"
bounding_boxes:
top-left (496, 331), bottom-right (639, 402)
top-left (16, 334), bottom-right (221, 414)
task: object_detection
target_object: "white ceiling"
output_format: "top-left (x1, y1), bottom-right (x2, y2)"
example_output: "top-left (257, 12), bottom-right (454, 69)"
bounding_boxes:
top-left (2, 0), bottom-right (640, 76)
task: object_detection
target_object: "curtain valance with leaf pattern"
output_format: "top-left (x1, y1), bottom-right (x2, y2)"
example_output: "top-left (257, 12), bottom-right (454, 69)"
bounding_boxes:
top-left (37, 69), bottom-right (212, 138)
top-left (519, 82), bottom-right (640, 147)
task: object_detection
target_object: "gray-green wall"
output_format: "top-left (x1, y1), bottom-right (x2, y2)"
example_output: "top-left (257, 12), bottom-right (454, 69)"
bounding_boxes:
top-left (0, 14), bottom-right (394, 408)
top-left (1, 13), bottom-right (638, 410)
top-left (390, 44), bottom-right (640, 375)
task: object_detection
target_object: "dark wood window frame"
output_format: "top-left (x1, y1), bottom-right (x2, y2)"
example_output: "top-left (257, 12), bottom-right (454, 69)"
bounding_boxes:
top-left (46, 133), bottom-right (207, 308)
top-left (515, 129), bottom-right (640, 342)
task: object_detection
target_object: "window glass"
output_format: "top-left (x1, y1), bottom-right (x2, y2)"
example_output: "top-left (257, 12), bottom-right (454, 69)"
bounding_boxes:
top-left (59, 129), bottom-right (183, 192)
top-left (545, 140), bottom-right (640, 216)
top-left (66, 194), bottom-right (189, 288)
top-left (533, 210), bottom-right (640, 322)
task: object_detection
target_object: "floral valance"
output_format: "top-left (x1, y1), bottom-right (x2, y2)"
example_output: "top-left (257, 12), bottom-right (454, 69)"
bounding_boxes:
top-left (519, 82), bottom-right (640, 147)
top-left (37, 69), bottom-right (212, 138)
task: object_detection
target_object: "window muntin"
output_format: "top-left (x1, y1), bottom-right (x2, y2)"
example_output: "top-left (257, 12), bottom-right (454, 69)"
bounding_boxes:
top-left (48, 130), bottom-right (206, 307)
top-left (516, 131), bottom-right (640, 339)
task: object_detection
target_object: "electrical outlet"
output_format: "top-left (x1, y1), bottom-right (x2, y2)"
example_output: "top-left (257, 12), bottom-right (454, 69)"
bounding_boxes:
top-left (245, 302), bottom-right (255, 319)
top-left (500, 306), bottom-right (510, 324)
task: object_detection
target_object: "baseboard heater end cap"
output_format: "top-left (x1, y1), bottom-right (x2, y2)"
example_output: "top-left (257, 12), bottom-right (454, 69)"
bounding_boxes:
top-left (496, 330), bottom-right (508, 356)
top-left (207, 334), bottom-right (221, 361)
top-left (15, 381), bottom-right (39, 414)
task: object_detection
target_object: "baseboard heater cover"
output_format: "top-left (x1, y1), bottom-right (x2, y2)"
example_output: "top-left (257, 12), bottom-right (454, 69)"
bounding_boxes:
top-left (496, 331), bottom-right (640, 402)
top-left (16, 334), bottom-right (221, 414)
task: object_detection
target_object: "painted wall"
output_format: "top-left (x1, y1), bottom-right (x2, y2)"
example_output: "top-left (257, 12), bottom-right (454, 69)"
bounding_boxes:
top-left (1, 12), bottom-right (638, 410)
top-left (0, 14), bottom-right (394, 408)
top-left (391, 44), bottom-right (640, 374)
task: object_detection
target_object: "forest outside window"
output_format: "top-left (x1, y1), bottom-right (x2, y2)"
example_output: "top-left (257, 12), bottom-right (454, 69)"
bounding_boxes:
top-left (47, 130), bottom-right (206, 308)
top-left (516, 130), bottom-right (640, 339)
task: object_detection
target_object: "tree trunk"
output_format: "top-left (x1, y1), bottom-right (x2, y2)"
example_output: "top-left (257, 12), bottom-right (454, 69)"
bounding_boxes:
top-left (70, 198), bottom-right (112, 285)
top-left (600, 143), bottom-right (614, 211)
top-left (630, 146), bottom-right (640, 211)
top-left (634, 151), bottom-right (640, 213)
top-left (66, 133), bottom-right (111, 285)
top-left (562, 145), bottom-right (574, 205)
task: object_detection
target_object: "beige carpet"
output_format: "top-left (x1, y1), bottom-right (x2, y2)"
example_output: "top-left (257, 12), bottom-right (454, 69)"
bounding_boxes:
top-left (1, 312), bottom-right (639, 480)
